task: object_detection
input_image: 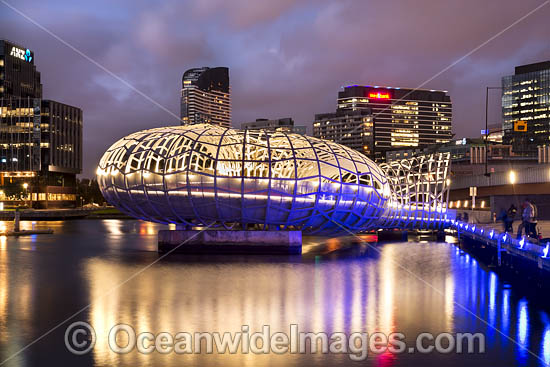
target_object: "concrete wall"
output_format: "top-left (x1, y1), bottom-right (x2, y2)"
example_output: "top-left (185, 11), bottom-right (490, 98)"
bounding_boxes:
top-left (451, 164), bottom-right (550, 189)
top-left (452, 209), bottom-right (492, 224)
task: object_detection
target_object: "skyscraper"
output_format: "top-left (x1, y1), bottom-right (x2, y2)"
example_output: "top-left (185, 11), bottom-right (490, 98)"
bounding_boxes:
top-left (0, 39), bottom-right (82, 208)
top-left (502, 61), bottom-right (550, 156)
top-left (0, 39), bottom-right (42, 99)
top-left (180, 67), bottom-right (231, 128)
top-left (313, 110), bottom-right (374, 157)
top-left (314, 85), bottom-right (452, 161)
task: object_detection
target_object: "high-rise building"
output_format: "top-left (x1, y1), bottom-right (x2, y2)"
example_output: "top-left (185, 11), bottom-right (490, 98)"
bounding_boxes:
top-left (0, 39), bottom-right (82, 208)
top-left (313, 110), bottom-right (374, 157)
top-left (314, 85), bottom-right (452, 161)
top-left (0, 40), bottom-right (42, 99)
top-left (340, 86), bottom-right (452, 160)
top-left (240, 118), bottom-right (307, 135)
top-left (180, 67), bottom-right (231, 128)
top-left (502, 61), bottom-right (550, 156)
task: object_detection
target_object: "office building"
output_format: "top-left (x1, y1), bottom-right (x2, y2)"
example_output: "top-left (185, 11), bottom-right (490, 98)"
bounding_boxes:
top-left (314, 85), bottom-right (452, 160)
top-left (502, 61), bottom-right (550, 156)
top-left (241, 118), bottom-right (306, 135)
top-left (0, 39), bottom-right (82, 208)
top-left (313, 110), bottom-right (374, 157)
top-left (180, 67), bottom-right (231, 128)
top-left (0, 39), bottom-right (42, 99)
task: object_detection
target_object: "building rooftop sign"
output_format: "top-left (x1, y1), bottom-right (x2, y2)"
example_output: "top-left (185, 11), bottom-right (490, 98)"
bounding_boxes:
top-left (10, 47), bottom-right (32, 62)
top-left (368, 92), bottom-right (390, 99)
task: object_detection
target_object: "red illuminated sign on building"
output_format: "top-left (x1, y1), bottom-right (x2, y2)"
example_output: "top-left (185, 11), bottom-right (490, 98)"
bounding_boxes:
top-left (368, 92), bottom-right (391, 99)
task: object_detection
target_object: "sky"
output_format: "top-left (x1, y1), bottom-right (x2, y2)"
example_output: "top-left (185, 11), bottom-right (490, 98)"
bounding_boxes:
top-left (1, 0), bottom-right (550, 178)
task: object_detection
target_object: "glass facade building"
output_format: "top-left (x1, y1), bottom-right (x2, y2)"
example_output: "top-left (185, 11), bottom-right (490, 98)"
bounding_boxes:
top-left (315, 85), bottom-right (452, 161)
top-left (0, 40), bottom-right (42, 99)
top-left (502, 61), bottom-right (550, 156)
top-left (180, 67), bottom-right (231, 128)
top-left (0, 39), bottom-right (82, 208)
top-left (313, 110), bottom-right (374, 157)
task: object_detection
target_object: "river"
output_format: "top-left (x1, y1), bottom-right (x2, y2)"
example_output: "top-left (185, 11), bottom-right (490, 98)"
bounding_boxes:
top-left (0, 220), bottom-right (548, 366)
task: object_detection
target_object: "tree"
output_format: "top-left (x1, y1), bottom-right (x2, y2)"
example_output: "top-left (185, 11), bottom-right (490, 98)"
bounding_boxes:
top-left (76, 178), bottom-right (106, 205)
top-left (1, 182), bottom-right (25, 201)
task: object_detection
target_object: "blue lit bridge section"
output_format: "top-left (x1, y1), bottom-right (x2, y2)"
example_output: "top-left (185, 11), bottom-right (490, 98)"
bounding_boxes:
top-left (97, 124), bottom-right (451, 235)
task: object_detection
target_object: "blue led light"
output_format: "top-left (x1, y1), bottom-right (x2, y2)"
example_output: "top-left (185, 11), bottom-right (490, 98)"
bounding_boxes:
top-left (472, 225), bottom-right (476, 232)
top-left (503, 234), bottom-right (508, 242)
top-left (489, 230), bottom-right (494, 239)
top-left (519, 238), bottom-right (525, 249)
top-left (480, 229), bottom-right (484, 234)
top-left (543, 243), bottom-right (550, 258)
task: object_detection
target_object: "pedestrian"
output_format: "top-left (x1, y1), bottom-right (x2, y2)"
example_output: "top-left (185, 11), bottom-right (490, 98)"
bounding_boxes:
top-left (505, 204), bottom-right (516, 233)
top-left (497, 208), bottom-right (508, 232)
top-left (529, 201), bottom-right (539, 239)
top-left (517, 200), bottom-right (535, 239)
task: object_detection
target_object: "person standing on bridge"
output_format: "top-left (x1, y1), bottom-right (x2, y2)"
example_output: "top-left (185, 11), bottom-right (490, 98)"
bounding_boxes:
top-left (517, 200), bottom-right (535, 239)
top-left (529, 200), bottom-right (539, 239)
top-left (505, 204), bottom-right (517, 233)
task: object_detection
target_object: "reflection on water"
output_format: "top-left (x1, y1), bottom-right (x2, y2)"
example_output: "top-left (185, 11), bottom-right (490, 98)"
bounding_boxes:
top-left (0, 220), bottom-right (549, 366)
top-left (543, 325), bottom-right (550, 366)
top-left (518, 299), bottom-right (530, 363)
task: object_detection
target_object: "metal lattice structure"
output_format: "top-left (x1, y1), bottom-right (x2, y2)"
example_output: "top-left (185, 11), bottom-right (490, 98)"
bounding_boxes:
top-left (97, 124), bottom-right (450, 235)
top-left (379, 152), bottom-right (451, 230)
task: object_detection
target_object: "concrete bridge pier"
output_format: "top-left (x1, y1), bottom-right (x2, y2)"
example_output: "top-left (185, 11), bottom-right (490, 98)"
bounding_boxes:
top-left (158, 230), bottom-right (302, 254)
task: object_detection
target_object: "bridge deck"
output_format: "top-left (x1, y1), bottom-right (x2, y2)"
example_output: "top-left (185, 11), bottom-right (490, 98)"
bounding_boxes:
top-left (454, 221), bottom-right (550, 272)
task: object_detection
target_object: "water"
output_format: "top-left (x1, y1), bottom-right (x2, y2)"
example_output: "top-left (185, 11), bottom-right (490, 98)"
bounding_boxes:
top-left (0, 220), bottom-right (549, 366)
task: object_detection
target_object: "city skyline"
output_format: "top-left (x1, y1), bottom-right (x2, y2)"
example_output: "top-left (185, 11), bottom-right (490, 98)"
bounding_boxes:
top-left (1, 0), bottom-right (550, 177)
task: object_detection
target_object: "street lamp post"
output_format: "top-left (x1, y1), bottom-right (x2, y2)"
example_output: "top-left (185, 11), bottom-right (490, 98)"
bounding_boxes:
top-left (484, 86), bottom-right (503, 177)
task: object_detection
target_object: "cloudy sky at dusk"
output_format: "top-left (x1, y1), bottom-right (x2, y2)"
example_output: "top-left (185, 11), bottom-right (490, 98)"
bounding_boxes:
top-left (1, 0), bottom-right (550, 177)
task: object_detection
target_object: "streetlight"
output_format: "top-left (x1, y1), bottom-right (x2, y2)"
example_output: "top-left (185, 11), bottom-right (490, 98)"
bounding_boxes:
top-left (484, 86), bottom-right (503, 177)
top-left (508, 170), bottom-right (517, 185)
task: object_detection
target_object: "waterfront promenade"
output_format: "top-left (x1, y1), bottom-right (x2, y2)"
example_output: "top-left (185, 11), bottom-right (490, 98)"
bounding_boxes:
top-left (482, 220), bottom-right (550, 239)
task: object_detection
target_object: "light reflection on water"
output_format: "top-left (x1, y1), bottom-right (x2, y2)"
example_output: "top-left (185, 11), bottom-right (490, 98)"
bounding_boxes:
top-left (542, 325), bottom-right (550, 366)
top-left (517, 299), bottom-right (530, 363)
top-left (0, 220), bottom-right (549, 366)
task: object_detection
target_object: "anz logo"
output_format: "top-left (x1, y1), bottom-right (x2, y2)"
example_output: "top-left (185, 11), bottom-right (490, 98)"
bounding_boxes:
top-left (10, 47), bottom-right (33, 62)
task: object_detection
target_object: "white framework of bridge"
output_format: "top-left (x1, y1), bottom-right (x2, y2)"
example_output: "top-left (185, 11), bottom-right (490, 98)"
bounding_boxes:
top-left (97, 124), bottom-right (450, 235)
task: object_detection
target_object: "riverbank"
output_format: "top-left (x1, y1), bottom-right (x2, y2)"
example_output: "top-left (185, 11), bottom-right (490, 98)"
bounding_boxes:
top-left (0, 207), bottom-right (132, 220)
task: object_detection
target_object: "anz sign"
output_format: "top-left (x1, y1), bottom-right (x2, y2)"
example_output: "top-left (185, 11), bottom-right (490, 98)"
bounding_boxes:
top-left (10, 47), bottom-right (33, 62)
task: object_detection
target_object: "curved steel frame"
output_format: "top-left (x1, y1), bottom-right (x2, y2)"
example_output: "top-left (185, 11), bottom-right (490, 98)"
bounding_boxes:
top-left (97, 124), bottom-right (450, 235)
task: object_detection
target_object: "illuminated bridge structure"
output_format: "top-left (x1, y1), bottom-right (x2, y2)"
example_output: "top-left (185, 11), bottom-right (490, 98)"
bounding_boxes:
top-left (97, 124), bottom-right (451, 236)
